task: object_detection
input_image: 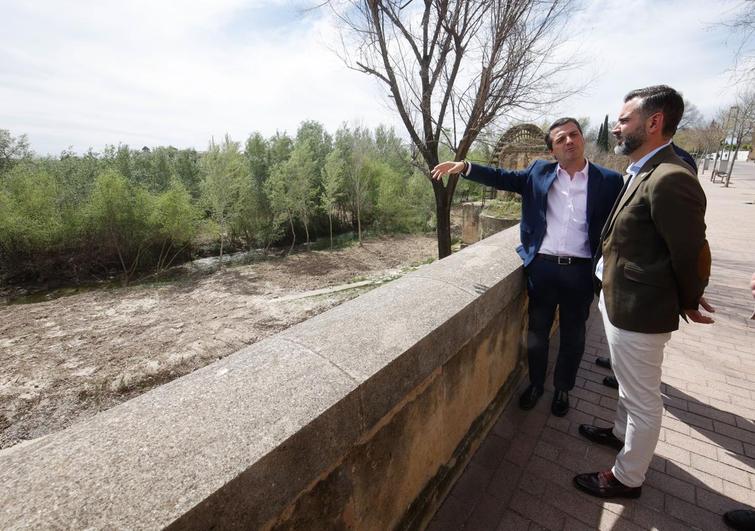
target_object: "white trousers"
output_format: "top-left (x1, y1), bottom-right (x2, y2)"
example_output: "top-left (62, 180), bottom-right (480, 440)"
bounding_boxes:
top-left (598, 292), bottom-right (671, 488)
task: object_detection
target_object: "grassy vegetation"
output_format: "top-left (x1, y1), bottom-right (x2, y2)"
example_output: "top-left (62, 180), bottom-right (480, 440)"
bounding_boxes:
top-left (482, 199), bottom-right (522, 220)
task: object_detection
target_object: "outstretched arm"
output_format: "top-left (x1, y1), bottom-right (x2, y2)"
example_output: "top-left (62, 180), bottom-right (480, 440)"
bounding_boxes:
top-left (431, 160), bottom-right (530, 194)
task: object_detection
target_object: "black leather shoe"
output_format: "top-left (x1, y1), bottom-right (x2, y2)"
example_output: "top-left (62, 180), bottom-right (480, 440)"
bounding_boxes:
top-left (603, 376), bottom-right (619, 389)
top-left (573, 470), bottom-right (641, 499)
top-left (551, 390), bottom-right (569, 417)
top-left (595, 357), bottom-right (612, 369)
top-left (519, 384), bottom-right (543, 410)
top-left (723, 509), bottom-right (755, 530)
top-left (578, 424), bottom-right (624, 451)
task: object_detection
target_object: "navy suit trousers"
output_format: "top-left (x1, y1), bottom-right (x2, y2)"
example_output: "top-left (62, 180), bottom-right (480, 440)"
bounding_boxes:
top-left (525, 256), bottom-right (595, 391)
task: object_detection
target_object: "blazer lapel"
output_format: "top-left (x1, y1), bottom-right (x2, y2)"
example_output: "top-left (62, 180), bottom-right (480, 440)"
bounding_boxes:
top-left (541, 166), bottom-right (558, 212)
top-left (601, 173), bottom-right (631, 239)
top-left (603, 145), bottom-right (674, 237)
top-left (586, 162), bottom-right (601, 225)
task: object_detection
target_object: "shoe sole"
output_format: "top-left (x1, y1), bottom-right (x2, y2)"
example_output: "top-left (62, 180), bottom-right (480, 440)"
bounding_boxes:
top-left (573, 477), bottom-right (642, 499)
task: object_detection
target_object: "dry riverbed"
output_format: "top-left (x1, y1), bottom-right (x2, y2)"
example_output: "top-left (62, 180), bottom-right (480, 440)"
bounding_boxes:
top-left (0, 234), bottom-right (437, 450)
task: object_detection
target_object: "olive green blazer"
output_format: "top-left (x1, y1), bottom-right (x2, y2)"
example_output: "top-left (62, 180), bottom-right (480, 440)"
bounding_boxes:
top-left (599, 145), bottom-right (711, 333)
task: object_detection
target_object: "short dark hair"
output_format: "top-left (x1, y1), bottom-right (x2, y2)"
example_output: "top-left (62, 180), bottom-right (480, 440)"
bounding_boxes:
top-left (545, 117), bottom-right (582, 150)
top-left (624, 85), bottom-right (684, 137)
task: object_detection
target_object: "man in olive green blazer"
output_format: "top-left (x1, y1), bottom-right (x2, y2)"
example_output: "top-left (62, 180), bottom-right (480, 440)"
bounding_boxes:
top-left (574, 85), bottom-right (714, 499)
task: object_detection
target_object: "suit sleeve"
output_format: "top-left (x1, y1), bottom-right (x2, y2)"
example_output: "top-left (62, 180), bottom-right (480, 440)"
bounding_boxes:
top-left (649, 170), bottom-right (710, 310)
top-left (464, 162), bottom-right (531, 194)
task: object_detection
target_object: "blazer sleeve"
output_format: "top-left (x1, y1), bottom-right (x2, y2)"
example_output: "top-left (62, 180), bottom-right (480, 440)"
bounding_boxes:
top-left (464, 162), bottom-right (531, 194)
top-left (649, 170), bottom-right (710, 310)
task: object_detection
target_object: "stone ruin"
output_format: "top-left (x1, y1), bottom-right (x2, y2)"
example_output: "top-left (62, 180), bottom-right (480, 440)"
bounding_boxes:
top-left (462, 124), bottom-right (551, 245)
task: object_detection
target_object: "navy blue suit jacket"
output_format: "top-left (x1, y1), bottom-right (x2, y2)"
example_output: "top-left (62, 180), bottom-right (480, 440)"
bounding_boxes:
top-left (466, 160), bottom-right (624, 266)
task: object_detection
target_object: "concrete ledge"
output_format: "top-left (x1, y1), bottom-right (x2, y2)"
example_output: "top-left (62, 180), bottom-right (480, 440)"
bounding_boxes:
top-left (1, 226), bottom-right (527, 530)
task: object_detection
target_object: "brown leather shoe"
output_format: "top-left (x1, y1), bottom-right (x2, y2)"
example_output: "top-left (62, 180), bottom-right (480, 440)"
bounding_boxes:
top-left (573, 469), bottom-right (641, 499)
top-left (578, 424), bottom-right (624, 451)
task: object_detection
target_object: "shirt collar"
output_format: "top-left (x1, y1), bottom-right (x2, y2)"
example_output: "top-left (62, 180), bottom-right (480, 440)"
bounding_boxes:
top-left (557, 158), bottom-right (589, 178)
top-left (626, 140), bottom-right (671, 176)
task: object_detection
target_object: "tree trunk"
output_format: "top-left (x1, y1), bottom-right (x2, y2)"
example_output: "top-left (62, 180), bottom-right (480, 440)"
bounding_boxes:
top-left (357, 201), bottom-right (362, 246)
top-left (725, 141), bottom-right (743, 187)
top-left (288, 213), bottom-right (296, 254)
top-left (303, 218), bottom-right (310, 250)
top-left (328, 212), bottom-right (333, 250)
top-left (432, 175), bottom-right (453, 259)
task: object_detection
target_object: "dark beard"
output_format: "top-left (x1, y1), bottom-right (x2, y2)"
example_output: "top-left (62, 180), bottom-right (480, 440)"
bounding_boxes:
top-left (614, 129), bottom-right (645, 156)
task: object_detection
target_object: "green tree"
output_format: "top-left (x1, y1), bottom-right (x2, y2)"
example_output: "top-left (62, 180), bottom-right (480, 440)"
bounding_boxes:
top-left (265, 141), bottom-right (318, 251)
top-left (0, 129), bottom-right (32, 174)
top-left (237, 133), bottom-right (280, 249)
top-left (200, 135), bottom-right (245, 265)
top-left (268, 132), bottom-right (294, 167)
top-left (151, 179), bottom-right (198, 273)
top-left (0, 164), bottom-right (63, 258)
top-left (85, 169), bottom-right (156, 284)
top-left (321, 149), bottom-right (346, 248)
top-left (296, 121), bottom-right (332, 170)
top-left (173, 148), bottom-right (201, 198)
top-left (150, 147), bottom-right (174, 192)
top-left (599, 115), bottom-right (610, 152)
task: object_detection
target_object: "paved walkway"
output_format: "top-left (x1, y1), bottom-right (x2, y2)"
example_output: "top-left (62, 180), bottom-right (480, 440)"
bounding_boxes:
top-left (429, 160), bottom-right (755, 531)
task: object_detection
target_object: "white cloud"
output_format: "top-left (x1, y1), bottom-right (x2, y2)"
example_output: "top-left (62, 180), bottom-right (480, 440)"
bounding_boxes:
top-left (0, 0), bottom-right (401, 153)
top-left (549, 0), bottom-right (747, 130)
top-left (0, 0), bottom-right (750, 154)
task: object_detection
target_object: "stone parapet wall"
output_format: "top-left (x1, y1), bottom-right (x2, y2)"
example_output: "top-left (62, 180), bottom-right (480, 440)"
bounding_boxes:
top-left (1, 227), bottom-right (528, 530)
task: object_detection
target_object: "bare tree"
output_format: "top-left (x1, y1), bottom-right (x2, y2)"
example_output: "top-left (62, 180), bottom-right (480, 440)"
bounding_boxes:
top-left (675, 119), bottom-right (724, 157)
top-left (725, 89), bottom-right (755, 186)
top-left (720, 0), bottom-right (755, 82)
top-left (328, 0), bottom-right (576, 258)
top-left (678, 99), bottom-right (704, 131)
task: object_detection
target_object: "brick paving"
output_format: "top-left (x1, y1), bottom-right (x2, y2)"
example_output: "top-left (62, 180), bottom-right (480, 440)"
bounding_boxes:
top-left (428, 160), bottom-right (755, 530)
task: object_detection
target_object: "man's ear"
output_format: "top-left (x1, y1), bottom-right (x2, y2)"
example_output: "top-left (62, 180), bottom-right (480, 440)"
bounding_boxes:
top-left (646, 112), bottom-right (664, 135)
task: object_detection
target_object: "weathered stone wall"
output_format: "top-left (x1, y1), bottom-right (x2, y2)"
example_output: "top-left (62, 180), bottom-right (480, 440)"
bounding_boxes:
top-left (0, 227), bottom-right (527, 530)
top-left (461, 202), bottom-right (483, 245)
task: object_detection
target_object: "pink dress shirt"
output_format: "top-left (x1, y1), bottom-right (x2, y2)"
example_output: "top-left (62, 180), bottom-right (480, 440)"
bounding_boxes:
top-left (538, 159), bottom-right (591, 258)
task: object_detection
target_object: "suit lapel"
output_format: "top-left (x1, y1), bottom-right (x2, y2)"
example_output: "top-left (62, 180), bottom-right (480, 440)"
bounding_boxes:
top-left (542, 166), bottom-right (558, 211)
top-left (601, 173), bottom-right (630, 239)
top-left (603, 145), bottom-right (674, 237)
top-left (586, 162), bottom-right (601, 225)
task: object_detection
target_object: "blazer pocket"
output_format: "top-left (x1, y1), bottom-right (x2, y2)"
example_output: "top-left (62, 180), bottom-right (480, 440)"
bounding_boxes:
top-left (623, 262), bottom-right (671, 288)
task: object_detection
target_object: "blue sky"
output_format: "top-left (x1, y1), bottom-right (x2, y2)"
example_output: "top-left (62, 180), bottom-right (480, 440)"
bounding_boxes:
top-left (0, 0), bottom-right (751, 155)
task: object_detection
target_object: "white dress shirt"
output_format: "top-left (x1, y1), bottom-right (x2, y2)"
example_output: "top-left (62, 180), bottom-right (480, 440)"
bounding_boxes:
top-left (538, 159), bottom-right (592, 258)
top-left (595, 141), bottom-right (672, 280)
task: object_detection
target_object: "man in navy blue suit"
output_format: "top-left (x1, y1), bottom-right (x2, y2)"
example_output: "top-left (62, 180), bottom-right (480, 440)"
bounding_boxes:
top-left (432, 118), bottom-right (624, 417)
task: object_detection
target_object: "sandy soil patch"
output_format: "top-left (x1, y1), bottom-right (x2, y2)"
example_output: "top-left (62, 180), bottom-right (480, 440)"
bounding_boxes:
top-left (0, 234), bottom-right (437, 449)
